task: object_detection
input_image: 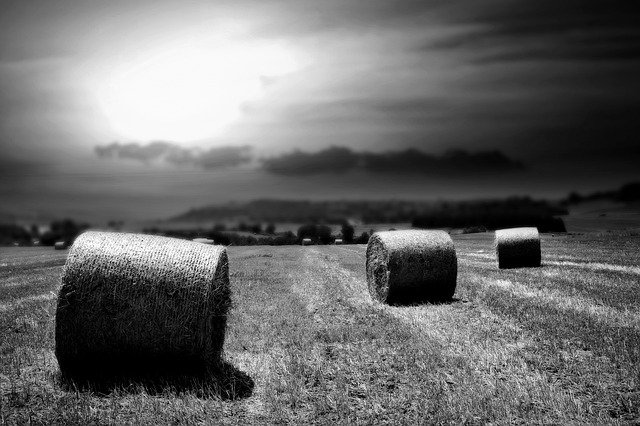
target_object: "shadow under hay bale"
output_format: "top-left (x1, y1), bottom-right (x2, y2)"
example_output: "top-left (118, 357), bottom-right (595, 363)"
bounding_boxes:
top-left (495, 227), bottom-right (541, 269)
top-left (55, 231), bottom-right (231, 386)
top-left (58, 360), bottom-right (254, 400)
top-left (366, 230), bottom-right (457, 305)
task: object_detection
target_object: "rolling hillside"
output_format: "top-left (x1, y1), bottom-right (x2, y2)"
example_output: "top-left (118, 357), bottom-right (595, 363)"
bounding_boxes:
top-left (1, 233), bottom-right (639, 423)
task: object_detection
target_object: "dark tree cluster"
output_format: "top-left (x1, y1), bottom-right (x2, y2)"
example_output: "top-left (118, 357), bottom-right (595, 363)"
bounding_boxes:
top-left (0, 224), bottom-right (32, 246)
top-left (143, 227), bottom-right (298, 246)
top-left (40, 219), bottom-right (90, 246)
top-left (566, 181), bottom-right (640, 204)
top-left (412, 198), bottom-right (566, 232)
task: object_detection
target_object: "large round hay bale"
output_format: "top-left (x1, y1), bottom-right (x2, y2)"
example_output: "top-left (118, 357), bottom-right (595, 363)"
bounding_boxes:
top-left (334, 239), bottom-right (343, 245)
top-left (495, 227), bottom-right (541, 269)
top-left (301, 238), bottom-right (312, 246)
top-left (54, 241), bottom-right (66, 250)
top-left (366, 230), bottom-right (457, 305)
top-left (55, 231), bottom-right (230, 379)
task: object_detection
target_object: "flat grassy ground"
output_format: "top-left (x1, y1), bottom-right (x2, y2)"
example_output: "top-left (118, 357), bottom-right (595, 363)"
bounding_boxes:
top-left (1, 233), bottom-right (639, 424)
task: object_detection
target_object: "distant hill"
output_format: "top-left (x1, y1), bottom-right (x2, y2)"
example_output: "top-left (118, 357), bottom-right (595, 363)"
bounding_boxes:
top-left (171, 198), bottom-right (568, 232)
top-left (566, 182), bottom-right (640, 204)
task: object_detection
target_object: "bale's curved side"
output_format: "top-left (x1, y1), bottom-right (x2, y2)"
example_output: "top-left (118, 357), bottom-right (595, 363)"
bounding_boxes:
top-left (55, 231), bottom-right (230, 379)
top-left (495, 227), bottom-right (541, 269)
top-left (366, 230), bottom-right (457, 305)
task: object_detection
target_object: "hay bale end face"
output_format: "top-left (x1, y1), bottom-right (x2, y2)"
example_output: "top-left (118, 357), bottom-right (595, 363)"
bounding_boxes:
top-left (54, 241), bottom-right (66, 250)
top-left (301, 238), bottom-right (313, 246)
top-left (495, 227), bottom-right (541, 269)
top-left (192, 238), bottom-right (215, 245)
top-left (55, 231), bottom-right (230, 380)
top-left (366, 230), bottom-right (457, 305)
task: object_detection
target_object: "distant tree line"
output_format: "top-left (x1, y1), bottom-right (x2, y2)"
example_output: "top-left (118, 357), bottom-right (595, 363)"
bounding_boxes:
top-left (143, 221), bottom-right (370, 246)
top-left (566, 182), bottom-right (640, 205)
top-left (0, 219), bottom-right (89, 247)
top-left (172, 197), bottom-right (568, 226)
top-left (411, 198), bottom-right (567, 232)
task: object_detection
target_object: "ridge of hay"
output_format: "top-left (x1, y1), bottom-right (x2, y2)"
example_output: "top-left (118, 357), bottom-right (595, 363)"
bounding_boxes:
top-left (365, 230), bottom-right (457, 305)
top-left (495, 227), bottom-right (541, 269)
top-left (55, 231), bottom-right (230, 380)
top-left (192, 238), bottom-right (215, 245)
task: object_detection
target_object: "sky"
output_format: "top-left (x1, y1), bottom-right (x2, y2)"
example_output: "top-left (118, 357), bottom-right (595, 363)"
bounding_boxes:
top-left (1, 0), bottom-right (639, 222)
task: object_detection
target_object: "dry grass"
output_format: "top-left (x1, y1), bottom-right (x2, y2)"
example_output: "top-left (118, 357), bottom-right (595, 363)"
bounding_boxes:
top-left (1, 232), bottom-right (640, 424)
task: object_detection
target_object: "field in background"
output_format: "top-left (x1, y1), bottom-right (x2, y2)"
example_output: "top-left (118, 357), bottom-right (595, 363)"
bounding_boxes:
top-left (1, 233), bottom-right (639, 423)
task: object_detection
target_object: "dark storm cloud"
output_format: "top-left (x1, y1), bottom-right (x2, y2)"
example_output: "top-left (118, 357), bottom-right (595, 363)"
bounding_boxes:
top-left (262, 147), bottom-right (523, 176)
top-left (261, 147), bottom-right (359, 175)
top-left (95, 142), bottom-right (252, 169)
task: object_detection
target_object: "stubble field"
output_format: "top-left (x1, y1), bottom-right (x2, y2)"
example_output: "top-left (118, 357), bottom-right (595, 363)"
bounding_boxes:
top-left (1, 232), bottom-right (639, 424)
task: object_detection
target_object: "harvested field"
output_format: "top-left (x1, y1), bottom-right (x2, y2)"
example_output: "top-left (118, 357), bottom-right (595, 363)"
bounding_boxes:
top-left (1, 233), bottom-right (639, 424)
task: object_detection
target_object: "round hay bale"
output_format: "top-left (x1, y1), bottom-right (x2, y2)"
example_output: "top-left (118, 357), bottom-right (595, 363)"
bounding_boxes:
top-left (301, 238), bottom-right (312, 246)
top-left (54, 241), bottom-right (66, 250)
top-left (334, 239), bottom-right (343, 245)
top-left (494, 227), bottom-right (541, 269)
top-left (192, 238), bottom-right (214, 245)
top-left (55, 231), bottom-right (230, 379)
top-left (366, 230), bottom-right (457, 305)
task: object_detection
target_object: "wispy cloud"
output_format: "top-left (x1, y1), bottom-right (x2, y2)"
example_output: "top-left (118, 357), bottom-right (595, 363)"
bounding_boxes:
top-left (95, 142), bottom-right (252, 169)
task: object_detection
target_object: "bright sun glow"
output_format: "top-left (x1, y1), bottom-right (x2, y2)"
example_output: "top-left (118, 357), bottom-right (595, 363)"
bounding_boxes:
top-left (98, 42), bottom-right (296, 142)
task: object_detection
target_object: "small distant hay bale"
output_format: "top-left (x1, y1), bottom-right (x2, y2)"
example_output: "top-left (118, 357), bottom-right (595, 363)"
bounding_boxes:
top-left (334, 239), bottom-right (343, 245)
top-left (54, 241), bottom-right (66, 250)
top-left (55, 231), bottom-right (230, 380)
top-left (494, 227), bottom-right (541, 269)
top-left (301, 238), bottom-right (313, 246)
top-left (192, 238), bottom-right (214, 245)
top-left (366, 230), bottom-right (457, 305)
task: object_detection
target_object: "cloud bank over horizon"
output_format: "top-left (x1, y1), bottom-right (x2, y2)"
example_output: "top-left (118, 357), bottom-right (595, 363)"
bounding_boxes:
top-left (95, 142), bottom-right (253, 169)
top-left (95, 142), bottom-right (524, 176)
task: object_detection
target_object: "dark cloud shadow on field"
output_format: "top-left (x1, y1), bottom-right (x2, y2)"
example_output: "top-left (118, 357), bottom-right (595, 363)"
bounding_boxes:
top-left (57, 360), bottom-right (254, 400)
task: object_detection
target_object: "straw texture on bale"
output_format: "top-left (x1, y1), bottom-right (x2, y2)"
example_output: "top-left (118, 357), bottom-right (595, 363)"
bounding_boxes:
top-left (192, 238), bottom-right (214, 245)
top-left (366, 230), bottom-right (457, 305)
top-left (495, 227), bottom-right (541, 269)
top-left (55, 231), bottom-right (230, 379)
top-left (302, 238), bottom-right (313, 246)
top-left (54, 241), bottom-right (66, 250)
